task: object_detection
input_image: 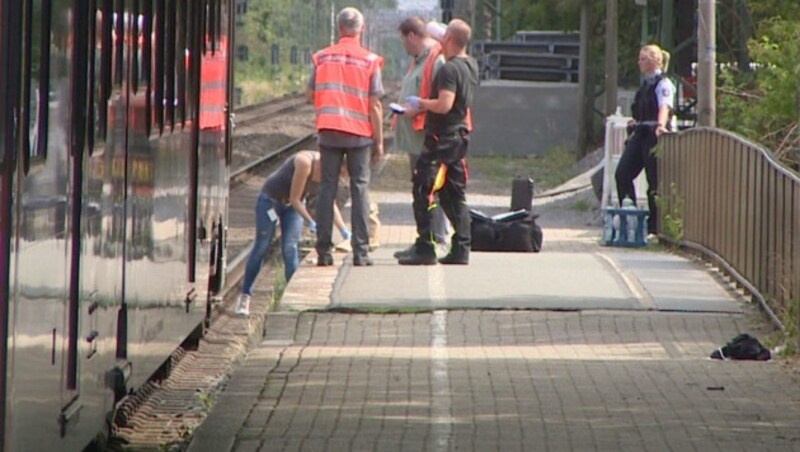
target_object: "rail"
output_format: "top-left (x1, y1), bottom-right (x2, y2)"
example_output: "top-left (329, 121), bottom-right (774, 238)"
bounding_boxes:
top-left (659, 127), bottom-right (800, 331)
top-left (232, 94), bottom-right (308, 129)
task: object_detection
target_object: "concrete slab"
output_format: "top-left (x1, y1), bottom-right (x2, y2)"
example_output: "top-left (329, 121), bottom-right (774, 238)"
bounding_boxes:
top-left (334, 249), bottom-right (641, 311)
top-left (612, 252), bottom-right (745, 313)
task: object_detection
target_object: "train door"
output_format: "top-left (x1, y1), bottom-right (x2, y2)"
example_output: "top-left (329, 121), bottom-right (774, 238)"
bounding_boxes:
top-left (2, 1), bottom-right (116, 449)
top-left (0, 2), bottom-right (21, 449)
top-left (120, 0), bottom-right (207, 390)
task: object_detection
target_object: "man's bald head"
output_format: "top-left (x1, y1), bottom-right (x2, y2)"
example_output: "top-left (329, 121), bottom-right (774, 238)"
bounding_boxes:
top-left (446, 19), bottom-right (472, 50)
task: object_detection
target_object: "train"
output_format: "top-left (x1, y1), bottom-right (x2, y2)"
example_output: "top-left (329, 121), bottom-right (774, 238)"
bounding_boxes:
top-left (0, 0), bottom-right (234, 449)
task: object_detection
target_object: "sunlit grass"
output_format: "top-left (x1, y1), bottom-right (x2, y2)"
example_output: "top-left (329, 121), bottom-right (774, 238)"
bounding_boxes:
top-left (374, 146), bottom-right (578, 195)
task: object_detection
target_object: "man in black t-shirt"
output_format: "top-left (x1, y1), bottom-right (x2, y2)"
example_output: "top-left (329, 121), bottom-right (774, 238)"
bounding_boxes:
top-left (398, 19), bottom-right (479, 265)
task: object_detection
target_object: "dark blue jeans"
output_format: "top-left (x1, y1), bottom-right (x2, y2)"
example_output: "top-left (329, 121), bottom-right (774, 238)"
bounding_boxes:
top-left (242, 193), bottom-right (304, 294)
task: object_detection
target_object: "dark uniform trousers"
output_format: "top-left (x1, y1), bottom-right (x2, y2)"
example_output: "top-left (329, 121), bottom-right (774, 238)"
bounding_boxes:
top-left (412, 131), bottom-right (470, 256)
top-left (615, 125), bottom-right (659, 234)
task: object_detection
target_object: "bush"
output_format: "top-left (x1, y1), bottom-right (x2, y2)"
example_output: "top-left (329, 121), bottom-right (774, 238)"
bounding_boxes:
top-left (718, 18), bottom-right (800, 167)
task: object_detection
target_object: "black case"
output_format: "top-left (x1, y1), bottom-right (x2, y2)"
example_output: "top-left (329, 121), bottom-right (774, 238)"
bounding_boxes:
top-left (511, 176), bottom-right (535, 211)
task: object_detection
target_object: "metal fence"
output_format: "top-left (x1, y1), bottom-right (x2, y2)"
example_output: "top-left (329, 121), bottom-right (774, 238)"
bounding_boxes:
top-left (659, 127), bottom-right (800, 331)
top-left (471, 32), bottom-right (579, 83)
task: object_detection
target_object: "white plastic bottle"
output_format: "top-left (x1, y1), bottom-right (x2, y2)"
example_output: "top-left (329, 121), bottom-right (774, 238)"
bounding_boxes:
top-left (621, 197), bottom-right (637, 243)
top-left (603, 211), bottom-right (614, 243)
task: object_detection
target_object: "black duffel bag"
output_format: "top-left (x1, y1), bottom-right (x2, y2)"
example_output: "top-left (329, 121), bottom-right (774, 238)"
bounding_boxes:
top-left (470, 210), bottom-right (543, 252)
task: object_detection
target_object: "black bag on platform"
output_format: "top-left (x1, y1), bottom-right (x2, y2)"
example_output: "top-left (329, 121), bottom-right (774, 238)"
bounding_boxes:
top-left (470, 210), bottom-right (543, 252)
top-left (510, 176), bottom-right (534, 212)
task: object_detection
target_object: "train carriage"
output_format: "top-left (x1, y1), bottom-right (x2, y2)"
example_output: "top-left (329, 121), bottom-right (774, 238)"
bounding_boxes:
top-left (0, 0), bottom-right (233, 450)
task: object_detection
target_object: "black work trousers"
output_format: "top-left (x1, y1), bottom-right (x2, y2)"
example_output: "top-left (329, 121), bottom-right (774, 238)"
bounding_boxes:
top-left (412, 132), bottom-right (470, 255)
top-left (615, 126), bottom-right (658, 234)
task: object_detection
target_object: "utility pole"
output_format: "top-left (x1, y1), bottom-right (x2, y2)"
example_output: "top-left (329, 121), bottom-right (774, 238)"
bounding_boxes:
top-left (441, 0), bottom-right (453, 23)
top-left (330, 2), bottom-right (335, 45)
top-left (495, 0), bottom-right (501, 40)
top-left (604, 0), bottom-right (618, 116)
top-left (577, 0), bottom-right (593, 155)
top-left (697, 0), bottom-right (716, 127)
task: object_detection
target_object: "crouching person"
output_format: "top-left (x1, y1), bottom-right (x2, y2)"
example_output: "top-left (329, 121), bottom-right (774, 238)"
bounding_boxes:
top-left (235, 150), bottom-right (349, 315)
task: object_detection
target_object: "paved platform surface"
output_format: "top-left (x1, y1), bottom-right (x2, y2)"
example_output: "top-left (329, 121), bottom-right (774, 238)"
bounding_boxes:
top-left (189, 189), bottom-right (800, 452)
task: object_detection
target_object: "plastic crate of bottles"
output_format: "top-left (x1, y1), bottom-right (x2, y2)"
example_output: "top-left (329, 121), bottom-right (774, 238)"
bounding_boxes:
top-left (602, 207), bottom-right (648, 247)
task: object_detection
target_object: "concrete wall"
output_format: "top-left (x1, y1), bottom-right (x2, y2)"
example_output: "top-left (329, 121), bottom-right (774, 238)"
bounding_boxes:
top-left (470, 80), bottom-right (579, 157)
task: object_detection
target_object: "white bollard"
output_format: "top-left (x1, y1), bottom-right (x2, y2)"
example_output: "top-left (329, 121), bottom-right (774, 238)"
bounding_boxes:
top-left (601, 107), bottom-right (650, 210)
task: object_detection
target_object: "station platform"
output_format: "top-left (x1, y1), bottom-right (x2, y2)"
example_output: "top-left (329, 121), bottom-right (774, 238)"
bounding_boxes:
top-left (188, 189), bottom-right (800, 452)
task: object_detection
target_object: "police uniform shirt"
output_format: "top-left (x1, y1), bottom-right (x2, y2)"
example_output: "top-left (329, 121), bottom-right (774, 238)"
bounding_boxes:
top-left (650, 70), bottom-right (676, 111)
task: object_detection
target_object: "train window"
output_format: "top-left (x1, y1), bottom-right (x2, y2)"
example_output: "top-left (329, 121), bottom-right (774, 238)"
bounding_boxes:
top-left (154, 0), bottom-right (165, 133)
top-left (141, 0), bottom-right (152, 136)
top-left (72, 0), bottom-right (91, 159)
top-left (131, 0), bottom-right (140, 94)
top-left (20, 1), bottom-right (33, 165)
top-left (175, 0), bottom-right (186, 126)
top-left (17, 0), bottom-right (34, 171)
top-left (98, 0), bottom-right (113, 140)
top-left (165, 0), bottom-right (176, 128)
top-left (204, 0), bottom-right (220, 54)
top-left (184, 0), bottom-right (199, 122)
top-left (113, 0), bottom-right (124, 88)
top-left (86, 0), bottom-right (96, 154)
top-left (21, 0), bottom-right (52, 171)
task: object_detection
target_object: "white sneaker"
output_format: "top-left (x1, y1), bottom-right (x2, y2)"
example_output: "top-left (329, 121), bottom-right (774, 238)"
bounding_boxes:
top-left (235, 294), bottom-right (250, 316)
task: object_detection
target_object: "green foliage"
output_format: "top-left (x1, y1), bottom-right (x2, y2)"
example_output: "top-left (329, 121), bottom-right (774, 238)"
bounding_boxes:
top-left (655, 182), bottom-right (684, 245)
top-left (237, 0), bottom-right (397, 100)
top-left (717, 17), bottom-right (800, 165)
top-left (783, 296), bottom-right (800, 355)
top-left (571, 199), bottom-right (592, 212)
top-left (747, 0), bottom-right (800, 24)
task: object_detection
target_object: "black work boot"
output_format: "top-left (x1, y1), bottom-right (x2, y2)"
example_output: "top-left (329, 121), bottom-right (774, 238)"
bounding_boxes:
top-left (393, 244), bottom-right (416, 259)
top-left (438, 248), bottom-right (469, 265)
top-left (397, 243), bottom-right (437, 266)
top-left (352, 254), bottom-right (374, 266)
top-left (317, 252), bottom-right (334, 266)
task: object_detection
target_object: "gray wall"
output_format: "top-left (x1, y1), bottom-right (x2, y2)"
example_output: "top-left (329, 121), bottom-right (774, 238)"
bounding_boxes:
top-left (470, 80), bottom-right (580, 157)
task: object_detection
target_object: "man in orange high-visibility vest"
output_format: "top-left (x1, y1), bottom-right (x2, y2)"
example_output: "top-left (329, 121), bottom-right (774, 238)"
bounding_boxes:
top-left (392, 16), bottom-right (450, 259)
top-left (307, 6), bottom-right (384, 267)
top-left (397, 19), bottom-right (479, 266)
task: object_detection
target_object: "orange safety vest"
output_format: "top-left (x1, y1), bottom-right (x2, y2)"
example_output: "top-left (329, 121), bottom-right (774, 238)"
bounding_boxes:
top-left (199, 49), bottom-right (227, 130)
top-left (411, 42), bottom-right (443, 131)
top-left (394, 43), bottom-right (474, 133)
top-left (312, 37), bottom-right (383, 138)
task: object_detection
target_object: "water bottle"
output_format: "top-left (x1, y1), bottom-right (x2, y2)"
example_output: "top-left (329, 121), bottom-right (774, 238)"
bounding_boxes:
top-left (612, 213), bottom-right (621, 242)
top-left (621, 197), bottom-right (637, 243)
top-left (603, 211), bottom-right (614, 243)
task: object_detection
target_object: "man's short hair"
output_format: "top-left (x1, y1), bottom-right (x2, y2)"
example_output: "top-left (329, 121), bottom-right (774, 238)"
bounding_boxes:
top-left (447, 19), bottom-right (472, 49)
top-left (398, 16), bottom-right (426, 37)
top-left (338, 7), bottom-right (364, 36)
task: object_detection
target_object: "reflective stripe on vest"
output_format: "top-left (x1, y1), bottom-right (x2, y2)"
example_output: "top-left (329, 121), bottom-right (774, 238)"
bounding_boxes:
top-left (200, 51), bottom-right (227, 130)
top-left (312, 37), bottom-right (383, 137)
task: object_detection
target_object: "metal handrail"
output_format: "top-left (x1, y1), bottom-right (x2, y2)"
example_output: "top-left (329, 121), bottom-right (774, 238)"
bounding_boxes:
top-left (659, 127), bottom-right (800, 331)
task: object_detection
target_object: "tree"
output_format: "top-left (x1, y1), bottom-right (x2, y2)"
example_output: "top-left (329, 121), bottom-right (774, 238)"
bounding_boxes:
top-left (237, 0), bottom-right (397, 100)
top-left (718, 16), bottom-right (800, 165)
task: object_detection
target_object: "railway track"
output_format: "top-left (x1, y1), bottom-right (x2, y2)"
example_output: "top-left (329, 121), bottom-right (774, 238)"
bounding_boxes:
top-left (232, 94), bottom-right (309, 129)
